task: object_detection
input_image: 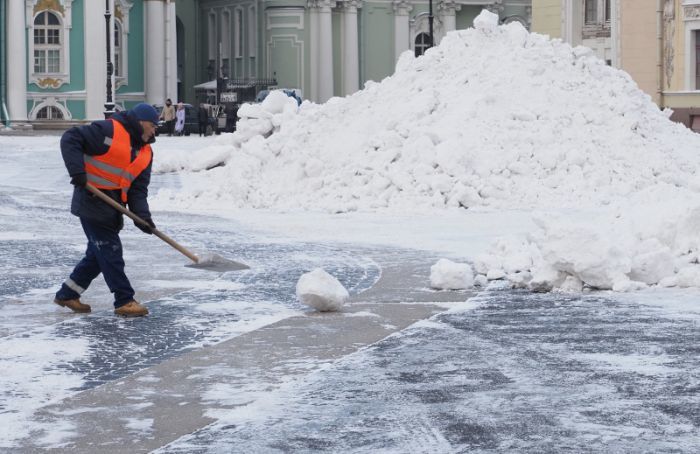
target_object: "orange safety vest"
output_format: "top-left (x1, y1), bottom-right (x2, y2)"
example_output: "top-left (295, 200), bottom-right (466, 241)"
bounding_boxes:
top-left (84, 120), bottom-right (152, 203)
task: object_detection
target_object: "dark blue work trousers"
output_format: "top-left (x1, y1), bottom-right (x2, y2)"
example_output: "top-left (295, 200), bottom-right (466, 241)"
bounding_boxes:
top-left (55, 218), bottom-right (134, 308)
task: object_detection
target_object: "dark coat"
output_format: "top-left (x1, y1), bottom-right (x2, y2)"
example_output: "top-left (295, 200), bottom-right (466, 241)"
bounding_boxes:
top-left (60, 111), bottom-right (155, 232)
top-left (197, 106), bottom-right (208, 123)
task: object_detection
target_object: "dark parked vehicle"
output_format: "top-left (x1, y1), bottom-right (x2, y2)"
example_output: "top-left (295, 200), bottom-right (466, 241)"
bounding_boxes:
top-left (153, 103), bottom-right (218, 136)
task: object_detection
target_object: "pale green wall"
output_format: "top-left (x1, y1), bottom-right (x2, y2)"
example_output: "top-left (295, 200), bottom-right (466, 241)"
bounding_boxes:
top-left (456, 6), bottom-right (483, 30)
top-left (360, 2), bottom-right (395, 84)
top-left (123, 0), bottom-right (145, 93)
top-left (176, 0), bottom-right (199, 103)
top-left (69, 0), bottom-right (85, 91)
top-left (66, 100), bottom-right (85, 119)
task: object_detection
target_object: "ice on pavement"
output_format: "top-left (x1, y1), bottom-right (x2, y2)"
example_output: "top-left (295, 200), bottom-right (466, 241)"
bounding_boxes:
top-left (152, 9), bottom-right (700, 292)
top-left (295, 268), bottom-right (349, 312)
top-left (430, 258), bottom-right (474, 290)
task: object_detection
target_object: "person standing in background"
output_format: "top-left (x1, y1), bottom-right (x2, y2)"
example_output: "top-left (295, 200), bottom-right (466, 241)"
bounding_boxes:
top-left (160, 98), bottom-right (175, 136)
top-left (198, 103), bottom-right (209, 137)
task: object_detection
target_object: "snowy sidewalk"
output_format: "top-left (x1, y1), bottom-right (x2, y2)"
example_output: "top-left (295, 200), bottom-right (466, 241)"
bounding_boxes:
top-left (13, 259), bottom-right (471, 453)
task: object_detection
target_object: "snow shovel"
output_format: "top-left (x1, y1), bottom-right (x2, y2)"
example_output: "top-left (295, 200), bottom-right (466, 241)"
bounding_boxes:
top-left (86, 183), bottom-right (249, 272)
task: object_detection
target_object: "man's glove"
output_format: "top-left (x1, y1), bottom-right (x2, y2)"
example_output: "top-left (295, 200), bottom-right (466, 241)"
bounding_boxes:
top-left (135, 218), bottom-right (156, 234)
top-left (70, 173), bottom-right (87, 187)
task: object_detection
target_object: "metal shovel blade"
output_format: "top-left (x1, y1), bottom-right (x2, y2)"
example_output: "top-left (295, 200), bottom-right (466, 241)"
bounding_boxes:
top-left (185, 253), bottom-right (250, 272)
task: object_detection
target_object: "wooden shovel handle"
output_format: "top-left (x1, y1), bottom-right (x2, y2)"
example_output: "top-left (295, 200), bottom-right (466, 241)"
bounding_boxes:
top-left (85, 183), bottom-right (200, 264)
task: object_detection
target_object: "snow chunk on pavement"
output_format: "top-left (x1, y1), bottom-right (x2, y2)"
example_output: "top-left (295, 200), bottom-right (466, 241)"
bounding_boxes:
top-left (296, 268), bottom-right (349, 312)
top-left (430, 259), bottom-right (474, 290)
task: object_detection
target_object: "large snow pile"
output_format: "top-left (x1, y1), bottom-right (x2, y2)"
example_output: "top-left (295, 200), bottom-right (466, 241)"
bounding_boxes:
top-left (155, 10), bottom-right (700, 214)
top-left (154, 10), bottom-right (700, 292)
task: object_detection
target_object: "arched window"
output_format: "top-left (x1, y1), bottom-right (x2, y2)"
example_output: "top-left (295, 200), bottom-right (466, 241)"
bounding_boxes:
top-left (36, 106), bottom-right (64, 120)
top-left (114, 20), bottom-right (123, 77)
top-left (415, 33), bottom-right (431, 57)
top-left (33, 11), bottom-right (62, 74)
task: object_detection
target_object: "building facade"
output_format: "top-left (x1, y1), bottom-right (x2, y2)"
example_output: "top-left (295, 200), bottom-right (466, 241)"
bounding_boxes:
top-left (532, 0), bottom-right (700, 129)
top-left (2, 0), bottom-right (532, 127)
top-left (186, 0), bottom-right (532, 104)
top-left (2, 0), bottom-right (177, 126)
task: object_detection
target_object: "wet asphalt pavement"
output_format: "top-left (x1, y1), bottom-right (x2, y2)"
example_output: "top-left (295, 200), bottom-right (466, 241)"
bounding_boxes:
top-left (154, 287), bottom-right (699, 453)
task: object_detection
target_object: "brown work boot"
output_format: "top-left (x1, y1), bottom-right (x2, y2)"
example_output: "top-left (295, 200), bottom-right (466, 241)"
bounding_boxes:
top-left (54, 298), bottom-right (91, 313)
top-left (114, 300), bottom-right (149, 317)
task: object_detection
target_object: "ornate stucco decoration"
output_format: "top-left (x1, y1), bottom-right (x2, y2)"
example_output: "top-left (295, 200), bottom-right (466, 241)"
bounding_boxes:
top-left (307, 0), bottom-right (337, 11)
top-left (33, 0), bottom-right (64, 16)
top-left (664, 0), bottom-right (675, 89)
top-left (486, 0), bottom-right (504, 14)
top-left (684, 6), bottom-right (700, 19)
top-left (344, 0), bottom-right (362, 11)
top-left (392, 0), bottom-right (412, 14)
top-left (438, 0), bottom-right (462, 15)
top-left (37, 77), bottom-right (64, 89)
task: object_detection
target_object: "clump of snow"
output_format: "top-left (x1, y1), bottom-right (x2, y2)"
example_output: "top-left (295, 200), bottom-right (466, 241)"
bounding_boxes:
top-left (430, 258), bottom-right (474, 290)
top-left (296, 268), bottom-right (349, 312)
top-left (473, 9), bottom-right (499, 33)
top-left (475, 200), bottom-right (700, 292)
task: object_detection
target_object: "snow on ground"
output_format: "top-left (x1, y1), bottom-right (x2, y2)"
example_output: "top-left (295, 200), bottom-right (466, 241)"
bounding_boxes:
top-left (150, 11), bottom-right (700, 293)
top-left (2, 9), bottom-right (700, 451)
top-left (0, 135), bottom-right (380, 447)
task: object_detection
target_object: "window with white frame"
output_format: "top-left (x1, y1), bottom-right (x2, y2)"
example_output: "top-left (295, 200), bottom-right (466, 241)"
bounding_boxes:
top-left (36, 105), bottom-right (64, 119)
top-left (33, 11), bottom-right (62, 74)
top-left (584, 0), bottom-right (611, 25)
top-left (235, 9), bottom-right (243, 58)
top-left (584, 0), bottom-right (596, 24)
top-left (582, 0), bottom-right (610, 39)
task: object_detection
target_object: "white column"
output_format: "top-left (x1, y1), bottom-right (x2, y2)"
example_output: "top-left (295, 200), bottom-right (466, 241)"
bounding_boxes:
top-left (165, 0), bottom-right (178, 101)
top-left (343, 0), bottom-right (359, 95)
top-left (318, 0), bottom-right (335, 102)
top-left (309, 3), bottom-right (319, 102)
top-left (610, 0), bottom-right (620, 68)
top-left (393, 1), bottom-right (410, 63)
top-left (84, 0), bottom-right (107, 119)
top-left (7, 0), bottom-right (27, 122)
top-left (440, 1), bottom-right (459, 37)
top-left (145, 0), bottom-right (166, 105)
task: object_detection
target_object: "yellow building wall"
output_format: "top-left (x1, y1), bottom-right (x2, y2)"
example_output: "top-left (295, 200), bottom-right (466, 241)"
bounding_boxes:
top-left (668, 0), bottom-right (686, 92)
top-left (619, 0), bottom-right (660, 103)
top-left (531, 0), bottom-right (562, 39)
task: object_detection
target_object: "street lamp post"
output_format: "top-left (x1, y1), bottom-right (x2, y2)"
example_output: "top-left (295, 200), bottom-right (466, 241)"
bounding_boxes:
top-left (428, 0), bottom-right (434, 48)
top-left (104, 0), bottom-right (115, 118)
